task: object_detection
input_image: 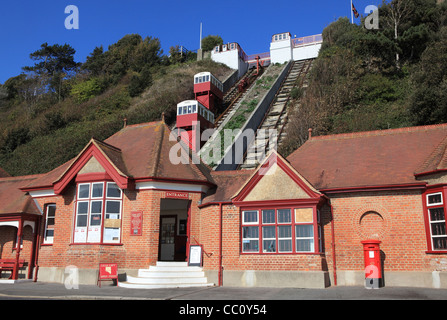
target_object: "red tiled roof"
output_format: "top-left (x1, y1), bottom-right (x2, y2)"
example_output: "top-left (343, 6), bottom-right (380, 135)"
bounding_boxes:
top-left (202, 169), bottom-right (255, 204)
top-left (24, 121), bottom-right (214, 191)
top-left (287, 124), bottom-right (447, 190)
top-left (0, 167), bottom-right (10, 178)
top-left (0, 175), bottom-right (42, 215)
top-left (104, 121), bottom-right (213, 183)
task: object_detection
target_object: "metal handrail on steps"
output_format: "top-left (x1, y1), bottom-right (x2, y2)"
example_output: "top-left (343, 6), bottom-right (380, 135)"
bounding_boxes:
top-left (191, 236), bottom-right (213, 258)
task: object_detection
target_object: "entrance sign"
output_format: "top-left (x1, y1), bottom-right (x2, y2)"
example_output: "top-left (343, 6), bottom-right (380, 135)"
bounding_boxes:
top-left (97, 263), bottom-right (118, 287)
top-left (166, 191), bottom-right (189, 199)
top-left (130, 211), bottom-right (143, 235)
top-left (188, 245), bottom-right (203, 266)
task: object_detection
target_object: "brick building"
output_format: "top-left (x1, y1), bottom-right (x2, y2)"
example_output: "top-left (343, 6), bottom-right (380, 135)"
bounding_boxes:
top-left (2, 120), bottom-right (447, 288)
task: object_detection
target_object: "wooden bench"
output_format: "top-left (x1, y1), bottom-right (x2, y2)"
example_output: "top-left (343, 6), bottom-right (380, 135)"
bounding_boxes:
top-left (0, 259), bottom-right (27, 279)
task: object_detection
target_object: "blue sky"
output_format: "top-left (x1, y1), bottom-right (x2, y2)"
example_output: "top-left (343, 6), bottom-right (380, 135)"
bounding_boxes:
top-left (0, 0), bottom-right (381, 84)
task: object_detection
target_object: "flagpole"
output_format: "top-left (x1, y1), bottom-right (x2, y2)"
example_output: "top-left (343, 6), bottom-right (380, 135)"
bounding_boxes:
top-left (351, 0), bottom-right (354, 23)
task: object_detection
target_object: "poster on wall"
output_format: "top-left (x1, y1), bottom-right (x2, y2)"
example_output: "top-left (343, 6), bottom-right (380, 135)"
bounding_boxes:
top-left (188, 245), bottom-right (203, 266)
top-left (130, 211), bottom-right (143, 235)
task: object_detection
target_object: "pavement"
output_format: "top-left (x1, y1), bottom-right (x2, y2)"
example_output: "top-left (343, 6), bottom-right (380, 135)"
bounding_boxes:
top-left (1, 281), bottom-right (443, 318)
top-left (1, 280), bottom-right (447, 300)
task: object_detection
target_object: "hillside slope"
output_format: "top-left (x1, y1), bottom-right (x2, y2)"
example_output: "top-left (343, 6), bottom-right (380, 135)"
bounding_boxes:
top-left (0, 55), bottom-right (231, 176)
top-left (279, 0), bottom-right (447, 157)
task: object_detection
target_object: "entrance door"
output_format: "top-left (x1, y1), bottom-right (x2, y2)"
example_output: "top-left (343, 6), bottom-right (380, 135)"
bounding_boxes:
top-left (159, 216), bottom-right (176, 261)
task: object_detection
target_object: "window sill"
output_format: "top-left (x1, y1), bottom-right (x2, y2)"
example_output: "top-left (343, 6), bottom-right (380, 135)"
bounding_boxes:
top-left (69, 243), bottom-right (123, 246)
top-left (241, 252), bottom-right (324, 255)
top-left (426, 250), bottom-right (447, 254)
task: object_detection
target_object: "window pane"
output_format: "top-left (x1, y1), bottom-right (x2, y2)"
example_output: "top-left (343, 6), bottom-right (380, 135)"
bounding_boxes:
top-left (296, 225), bottom-right (313, 237)
top-left (263, 226), bottom-right (275, 239)
top-left (107, 183), bottom-right (121, 198)
top-left (428, 193), bottom-right (442, 205)
top-left (77, 215), bottom-right (87, 227)
top-left (47, 205), bottom-right (56, 217)
top-left (278, 225), bottom-right (291, 238)
top-left (46, 229), bottom-right (54, 237)
top-left (47, 218), bottom-right (55, 226)
top-left (279, 239), bottom-right (292, 252)
top-left (430, 208), bottom-right (445, 221)
top-left (278, 209), bottom-right (291, 223)
top-left (432, 223), bottom-right (446, 236)
top-left (106, 201), bottom-right (121, 214)
top-left (262, 210), bottom-right (275, 224)
top-left (92, 183), bottom-right (103, 198)
top-left (243, 226), bottom-right (258, 238)
top-left (104, 228), bottom-right (120, 242)
top-left (243, 240), bottom-right (259, 252)
top-left (243, 211), bottom-right (258, 224)
top-left (433, 237), bottom-right (447, 250)
top-left (78, 184), bottom-right (89, 199)
top-left (91, 201), bottom-right (102, 214)
top-left (263, 240), bottom-right (276, 252)
top-left (77, 202), bottom-right (88, 214)
top-left (296, 239), bottom-right (314, 252)
top-left (90, 214), bottom-right (102, 226)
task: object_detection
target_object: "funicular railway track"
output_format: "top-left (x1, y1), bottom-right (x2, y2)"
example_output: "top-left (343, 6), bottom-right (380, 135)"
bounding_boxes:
top-left (239, 59), bottom-right (313, 170)
top-left (214, 68), bottom-right (260, 129)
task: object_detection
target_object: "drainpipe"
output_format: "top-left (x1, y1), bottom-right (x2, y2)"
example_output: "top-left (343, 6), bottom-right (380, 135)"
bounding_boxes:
top-left (218, 202), bottom-right (223, 286)
top-left (33, 217), bottom-right (42, 282)
top-left (330, 203), bottom-right (337, 286)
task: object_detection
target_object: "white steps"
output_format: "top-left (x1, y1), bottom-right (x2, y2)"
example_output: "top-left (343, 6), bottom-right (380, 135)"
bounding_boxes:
top-left (118, 261), bottom-right (214, 289)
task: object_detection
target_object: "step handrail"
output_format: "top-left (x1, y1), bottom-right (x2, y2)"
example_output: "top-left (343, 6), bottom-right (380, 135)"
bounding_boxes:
top-left (191, 236), bottom-right (213, 258)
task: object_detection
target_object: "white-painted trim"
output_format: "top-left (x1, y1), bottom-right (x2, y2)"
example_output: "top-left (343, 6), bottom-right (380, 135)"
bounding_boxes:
top-left (0, 221), bottom-right (19, 228)
top-left (0, 220), bottom-right (35, 232)
top-left (29, 189), bottom-right (56, 198)
top-left (23, 220), bottom-right (36, 232)
top-left (135, 181), bottom-right (209, 193)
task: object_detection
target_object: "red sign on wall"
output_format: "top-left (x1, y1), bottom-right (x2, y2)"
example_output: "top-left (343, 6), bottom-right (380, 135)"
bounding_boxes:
top-left (166, 191), bottom-right (189, 199)
top-left (130, 211), bottom-right (143, 236)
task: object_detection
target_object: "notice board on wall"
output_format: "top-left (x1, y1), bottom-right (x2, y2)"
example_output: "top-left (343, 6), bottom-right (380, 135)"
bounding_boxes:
top-left (188, 245), bottom-right (203, 267)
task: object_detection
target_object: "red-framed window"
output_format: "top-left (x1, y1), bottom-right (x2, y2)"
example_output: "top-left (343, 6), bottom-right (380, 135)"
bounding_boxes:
top-left (425, 190), bottom-right (447, 251)
top-left (43, 204), bottom-right (56, 245)
top-left (73, 181), bottom-right (122, 244)
top-left (241, 207), bottom-right (321, 254)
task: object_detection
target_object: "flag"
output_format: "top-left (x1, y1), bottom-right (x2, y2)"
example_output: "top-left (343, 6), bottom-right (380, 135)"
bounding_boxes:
top-left (352, 2), bottom-right (360, 18)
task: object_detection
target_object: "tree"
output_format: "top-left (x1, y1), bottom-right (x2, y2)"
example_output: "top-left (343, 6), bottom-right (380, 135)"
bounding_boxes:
top-left (82, 45), bottom-right (106, 76)
top-left (409, 26), bottom-right (447, 124)
top-left (82, 34), bottom-right (163, 85)
top-left (23, 43), bottom-right (80, 100)
top-left (381, 0), bottom-right (412, 68)
top-left (128, 66), bottom-right (153, 97)
top-left (201, 35), bottom-right (223, 51)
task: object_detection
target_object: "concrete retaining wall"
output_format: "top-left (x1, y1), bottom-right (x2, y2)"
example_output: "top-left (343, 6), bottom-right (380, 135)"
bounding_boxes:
top-left (216, 60), bottom-right (293, 171)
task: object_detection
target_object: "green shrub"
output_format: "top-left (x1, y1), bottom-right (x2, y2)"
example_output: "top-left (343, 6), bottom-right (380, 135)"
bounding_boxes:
top-left (70, 78), bottom-right (103, 103)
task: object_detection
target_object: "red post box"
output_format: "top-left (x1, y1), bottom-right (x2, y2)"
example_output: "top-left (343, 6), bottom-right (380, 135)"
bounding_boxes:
top-left (361, 240), bottom-right (382, 289)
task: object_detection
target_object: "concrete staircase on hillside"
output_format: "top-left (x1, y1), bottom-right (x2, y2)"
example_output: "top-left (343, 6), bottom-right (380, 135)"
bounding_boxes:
top-left (118, 261), bottom-right (214, 289)
top-left (239, 59), bottom-right (313, 170)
